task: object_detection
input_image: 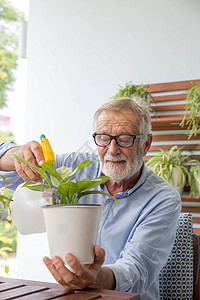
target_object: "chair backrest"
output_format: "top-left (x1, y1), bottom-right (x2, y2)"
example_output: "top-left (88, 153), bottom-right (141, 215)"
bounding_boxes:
top-left (159, 213), bottom-right (194, 299)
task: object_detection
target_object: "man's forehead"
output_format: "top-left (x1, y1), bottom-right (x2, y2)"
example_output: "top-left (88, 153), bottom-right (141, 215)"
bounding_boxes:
top-left (97, 111), bottom-right (138, 126)
top-left (96, 110), bottom-right (140, 130)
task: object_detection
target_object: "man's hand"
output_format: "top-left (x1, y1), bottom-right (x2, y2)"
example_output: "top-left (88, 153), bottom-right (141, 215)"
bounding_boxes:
top-left (43, 245), bottom-right (107, 291)
top-left (13, 141), bottom-right (45, 182)
top-left (0, 141), bottom-right (45, 181)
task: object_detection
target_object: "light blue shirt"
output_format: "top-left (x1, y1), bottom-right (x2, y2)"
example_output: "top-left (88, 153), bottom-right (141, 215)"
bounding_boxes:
top-left (0, 143), bottom-right (182, 300)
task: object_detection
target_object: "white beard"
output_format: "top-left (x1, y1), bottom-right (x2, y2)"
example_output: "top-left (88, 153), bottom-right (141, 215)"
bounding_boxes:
top-left (101, 152), bottom-right (142, 183)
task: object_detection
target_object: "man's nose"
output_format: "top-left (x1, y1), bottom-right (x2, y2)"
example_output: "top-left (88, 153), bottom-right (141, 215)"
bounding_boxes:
top-left (107, 139), bottom-right (121, 155)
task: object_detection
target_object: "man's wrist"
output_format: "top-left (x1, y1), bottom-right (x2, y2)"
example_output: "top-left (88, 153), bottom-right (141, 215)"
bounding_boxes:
top-left (91, 267), bottom-right (116, 290)
top-left (0, 143), bottom-right (19, 171)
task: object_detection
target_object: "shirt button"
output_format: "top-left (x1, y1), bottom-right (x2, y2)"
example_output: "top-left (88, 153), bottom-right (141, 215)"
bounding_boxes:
top-left (107, 199), bottom-right (111, 203)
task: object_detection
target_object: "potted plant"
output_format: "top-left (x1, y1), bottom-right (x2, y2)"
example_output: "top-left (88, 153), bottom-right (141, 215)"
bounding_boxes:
top-left (180, 81), bottom-right (200, 139)
top-left (9, 155), bottom-right (117, 264)
top-left (0, 175), bottom-right (15, 273)
top-left (145, 146), bottom-right (197, 195)
top-left (0, 175), bottom-right (14, 210)
top-left (111, 81), bottom-right (154, 104)
top-left (189, 163), bottom-right (200, 196)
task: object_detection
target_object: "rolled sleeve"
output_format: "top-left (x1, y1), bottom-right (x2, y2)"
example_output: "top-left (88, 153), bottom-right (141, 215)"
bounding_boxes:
top-left (0, 142), bottom-right (24, 190)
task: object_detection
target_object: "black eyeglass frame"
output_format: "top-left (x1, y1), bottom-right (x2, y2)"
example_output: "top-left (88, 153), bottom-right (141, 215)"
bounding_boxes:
top-left (92, 133), bottom-right (144, 148)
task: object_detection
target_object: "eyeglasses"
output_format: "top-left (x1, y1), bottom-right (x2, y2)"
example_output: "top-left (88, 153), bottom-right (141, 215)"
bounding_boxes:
top-left (92, 133), bottom-right (144, 148)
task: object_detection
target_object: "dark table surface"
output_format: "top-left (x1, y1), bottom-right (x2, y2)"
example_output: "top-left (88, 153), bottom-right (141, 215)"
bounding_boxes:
top-left (0, 277), bottom-right (140, 299)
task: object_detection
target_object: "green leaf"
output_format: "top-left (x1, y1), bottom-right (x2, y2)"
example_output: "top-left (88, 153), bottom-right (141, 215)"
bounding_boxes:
top-left (0, 174), bottom-right (7, 190)
top-left (2, 189), bottom-right (14, 199)
top-left (0, 246), bottom-right (13, 260)
top-left (41, 163), bottom-right (62, 187)
top-left (77, 176), bottom-right (110, 193)
top-left (78, 190), bottom-right (117, 202)
top-left (12, 154), bottom-right (52, 187)
top-left (62, 160), bottom-right (98, 183)
top-left (57, 181), bottom-right (78, 203)
top-left (189, 163), bottom-right (200, 196)
top-left (23, 181), bottom-right (49, 192)
top-left (51, 166), bottom-right (72, 187)
top-left (4, 265), bottom-right (9, 274)
top-left (145, 145), bottom-right (198, 188)
top-left (180, 82), bottom-right (200, 138)
top-left (57, 166), bottom-right (73, 179)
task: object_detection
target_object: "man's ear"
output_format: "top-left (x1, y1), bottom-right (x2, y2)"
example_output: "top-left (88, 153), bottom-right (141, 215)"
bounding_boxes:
top-left (143, 134), bottom-right (153, 156)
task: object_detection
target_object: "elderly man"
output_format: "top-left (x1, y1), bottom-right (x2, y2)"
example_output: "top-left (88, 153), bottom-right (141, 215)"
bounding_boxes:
top-left (0, 98), bottom-right (181, 300)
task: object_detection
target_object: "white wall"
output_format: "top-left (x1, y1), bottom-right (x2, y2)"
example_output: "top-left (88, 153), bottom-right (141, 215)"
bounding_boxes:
top-left (24, 0), bottom-right (200, 154)
top-left (18, 0), bottom-right (200, 282)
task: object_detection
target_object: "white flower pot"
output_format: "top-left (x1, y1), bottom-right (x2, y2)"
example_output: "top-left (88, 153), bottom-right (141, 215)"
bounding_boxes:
top-left (42, 204), bottom-right (101, 264)
top-left (196, 176), bottom-right (200, 195)
top-left (170, 167), bottom-right (185, 195)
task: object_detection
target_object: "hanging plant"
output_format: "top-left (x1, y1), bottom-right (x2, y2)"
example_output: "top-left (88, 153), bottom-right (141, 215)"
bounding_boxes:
top-left (112, 81), bottom-right (154, 104)
top-left (180, 81), bottom-right (200, 139)
top-left (189, 163), bottom-right (200, 196)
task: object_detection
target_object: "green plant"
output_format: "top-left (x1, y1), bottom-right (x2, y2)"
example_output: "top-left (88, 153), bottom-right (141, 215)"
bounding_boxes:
top-left (0, 0), bottom-right (24, 108)
top-left (0, 174), bottom-right (13, 210)
top-left (146, 146), bottom-right (197, 187)
top-left (0, 216), bottom-right (17, 252)
top-left (0, 229), bottom-right (13, 274)
top-left (0, 130), bottom-right (15, 143)
top-left (0, 215), bottom-right (17, 274)
top-left (180, 82), bottom-right (200, 139)
top-left (12, 154), bottom-right (117, 204)
top-left (112, 81), bottom-right (153, 103)
top-left (189, 163), bottom-right (200, 196)
top-left (0, 177), bottom-right (15, 274)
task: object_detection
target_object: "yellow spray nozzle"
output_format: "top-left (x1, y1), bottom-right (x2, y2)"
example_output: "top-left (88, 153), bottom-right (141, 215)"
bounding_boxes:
top-left (40, 134), bottom-right (55, 164)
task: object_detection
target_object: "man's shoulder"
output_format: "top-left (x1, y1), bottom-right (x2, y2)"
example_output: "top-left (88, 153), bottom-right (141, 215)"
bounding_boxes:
top-left (144, 165), bottom-right (181, 200)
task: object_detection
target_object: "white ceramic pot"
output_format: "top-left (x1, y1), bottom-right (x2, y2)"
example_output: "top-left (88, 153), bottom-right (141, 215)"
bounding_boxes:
top-left (42, 204), bottom-right (101, 264)
top-left (170, 167), bottom-right (185, 195)
top-left (196, 176), bottom-right (200, 195)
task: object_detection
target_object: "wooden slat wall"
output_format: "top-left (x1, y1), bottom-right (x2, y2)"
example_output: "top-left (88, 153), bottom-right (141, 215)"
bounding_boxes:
top-left (143, 79), bottom-right (200, 230)
top-left (144, 79), bottom-right (200, 161)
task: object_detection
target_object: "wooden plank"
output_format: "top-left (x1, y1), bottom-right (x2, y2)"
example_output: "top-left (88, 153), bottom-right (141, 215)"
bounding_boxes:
top-left (0, 285), bottom-right (48, 299)
top-left (56, 291), bottom-right (102, 299)
top-left (0, 283), bottom-right (24, 292)
top-left (153, 134), bottom-right (200, 141)
top-left (151, 103), bottom-right (186, 112)
top-left (0, 277), bottom-right (65, 290)
top-left (99, 295), bottom-right (140, 300)
top-left (151, 93), bottom-right (188, 102)
top-left (145, 79), bottom-right (200, 93)
top-left (151, 114), bottom-right (185, 121)
top-left (144, 154), bottom-right (200, 161)
top-left (84, 288), bottom-right (139, 299)
top-left (192, 217), bottom-right (200, 224)
top-left (181, 195), bottom-right (200, 202)
top-left (149, 144), bottom-right (200, 151)
top-left (193, 228), bottom-right (200, 234)
top-left (16, 288), bottom-right (75, 300)
top-left (181, 207), bottom-right (200, 213)
top-left (152, 123), bottom-right (188, 131)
